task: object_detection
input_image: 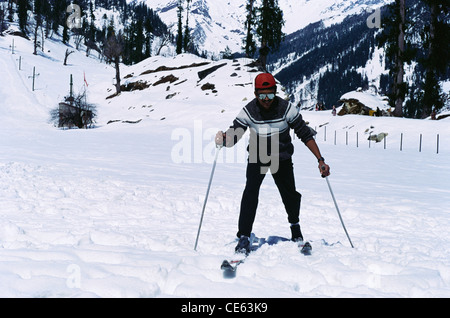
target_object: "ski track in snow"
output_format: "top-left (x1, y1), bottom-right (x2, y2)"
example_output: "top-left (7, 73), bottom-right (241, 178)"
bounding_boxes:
top-left (1, 32), bottom-right (450, 298)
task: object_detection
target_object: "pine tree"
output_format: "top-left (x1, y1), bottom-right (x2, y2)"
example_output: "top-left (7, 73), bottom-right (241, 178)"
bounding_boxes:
top-left (377, 0), bottom-right (414, 117)
top-left (420, 0), bottom-right (449, 117)
top-left (0, 6), bottom-right (5, 36)
top-left (183, 0), bottom-right (191, 53)
top-left (243, 0), bottom-right (257, 57)
top-left (18, 0), bottom-right (29, 34)
top-left (33, 0), bottom-right (44, 55)
top-left (144, 15), bottom-right (153, 58)
top-left (176, 0), bottom-right (183, 55)
top-left (256, 0), bottom-right (284, 50)
top-left (255, 0), bottom-right (285, 71)
top-left (393, 0), bottom-right (406, 117)
top-left (103, 29), bottom-right (124, 94)
top-left (88, 0), bottom-right (96, 43)
top-left (52, 0), bottom-right (67, 35)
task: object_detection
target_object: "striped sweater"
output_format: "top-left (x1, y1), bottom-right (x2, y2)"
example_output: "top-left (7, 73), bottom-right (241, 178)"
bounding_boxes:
top-left (225, 96), bottom-right (316, 162)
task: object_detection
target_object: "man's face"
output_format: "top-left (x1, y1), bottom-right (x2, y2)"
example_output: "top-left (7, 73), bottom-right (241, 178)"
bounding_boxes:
top-left (255, 88), bottom-right (276, 110)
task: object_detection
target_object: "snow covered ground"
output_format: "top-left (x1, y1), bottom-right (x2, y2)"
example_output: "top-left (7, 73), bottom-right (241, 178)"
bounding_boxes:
top-left (1, 31), bottom-right (450, 298)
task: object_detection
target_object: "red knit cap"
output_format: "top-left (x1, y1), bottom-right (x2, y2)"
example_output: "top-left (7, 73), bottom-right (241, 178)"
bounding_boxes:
top-left (255, 73), bottom-right (276, 90)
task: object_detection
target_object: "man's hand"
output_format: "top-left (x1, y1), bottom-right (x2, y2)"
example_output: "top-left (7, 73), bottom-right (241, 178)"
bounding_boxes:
top-left (215, 131), bottom-right (225, 147)
top-left (319, 162), bottom-right (330, 178)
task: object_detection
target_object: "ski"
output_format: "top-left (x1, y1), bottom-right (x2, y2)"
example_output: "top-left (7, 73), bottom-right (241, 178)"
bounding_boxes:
top-left (299, 241), bottom-right (312, 256)
top-left (221, 234), bottom-right (260, 279)
top-left (221, 258), bottom-right (246, 279)
top-left (221, 236), bottom-right (312, 278)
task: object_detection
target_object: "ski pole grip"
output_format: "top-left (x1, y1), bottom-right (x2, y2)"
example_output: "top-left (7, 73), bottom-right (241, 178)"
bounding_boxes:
top-left (222, 132), bottom-right (227, 147)
top-left (321, 165), bottom-right (326, 178)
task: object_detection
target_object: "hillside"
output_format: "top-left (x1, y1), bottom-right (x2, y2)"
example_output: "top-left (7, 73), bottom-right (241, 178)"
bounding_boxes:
top-left (269, 0), bottom-right (450, 114)
top-left (3, 0), bottom-right (447, 119)
top-left (1, 29), bottom-right (450, 299)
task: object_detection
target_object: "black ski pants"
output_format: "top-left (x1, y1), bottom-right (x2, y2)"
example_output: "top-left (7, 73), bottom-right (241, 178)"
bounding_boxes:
top-left (237, 158), bottom-right (302, 238)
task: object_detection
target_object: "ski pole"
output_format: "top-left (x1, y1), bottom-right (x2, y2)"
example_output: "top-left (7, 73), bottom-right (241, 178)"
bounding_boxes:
top-left (194, 145), bottom-right (223, 251)
top-left (322, 169), bottom-right (354, 248)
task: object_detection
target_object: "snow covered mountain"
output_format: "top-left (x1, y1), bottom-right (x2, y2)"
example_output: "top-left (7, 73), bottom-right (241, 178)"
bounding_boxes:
top-left (146, 0), bottom-right (392, 57)
top-left (145, 0), bottom-right (248, 56)
top-left (270, 0), bottom-right (450, 113)
top-left (277, 0), bottom-right (391, 33)
top-left (143, 0), bottom-right (404, 110)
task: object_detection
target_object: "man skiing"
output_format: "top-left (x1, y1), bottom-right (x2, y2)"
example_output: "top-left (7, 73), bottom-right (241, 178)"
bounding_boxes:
top-left (215, 73), bottom-right (330, 254)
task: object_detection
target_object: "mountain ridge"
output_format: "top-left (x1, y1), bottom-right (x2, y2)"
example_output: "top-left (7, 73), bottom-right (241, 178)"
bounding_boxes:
top-left (145, 0), bottom-right (392, 57)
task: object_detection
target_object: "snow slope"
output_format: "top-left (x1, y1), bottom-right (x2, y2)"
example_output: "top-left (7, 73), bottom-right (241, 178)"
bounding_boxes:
top-left (1, 32), bottom-right (450, 298)
top-left (278, 0), bottom-right (392, 33)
